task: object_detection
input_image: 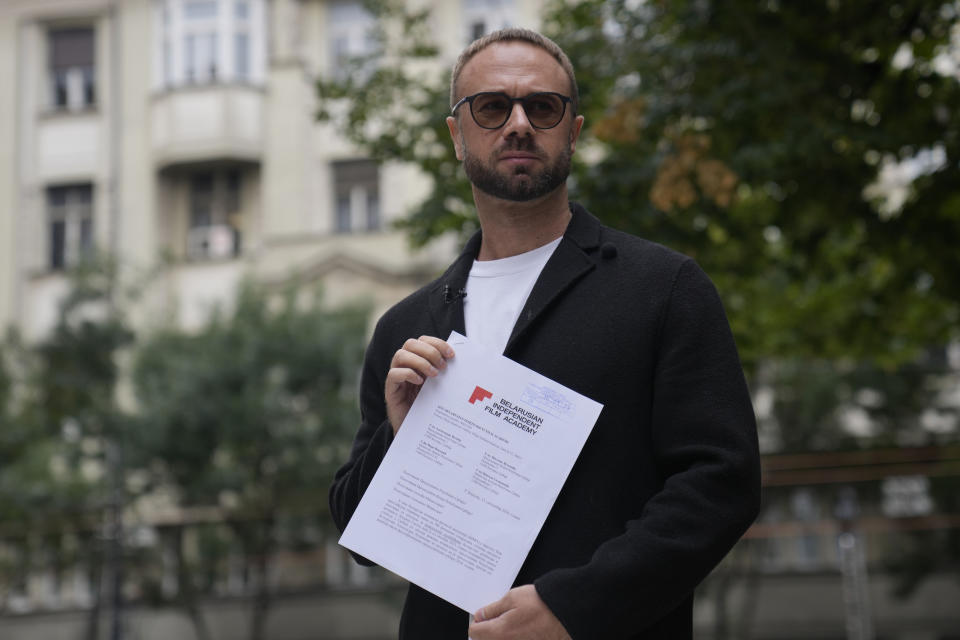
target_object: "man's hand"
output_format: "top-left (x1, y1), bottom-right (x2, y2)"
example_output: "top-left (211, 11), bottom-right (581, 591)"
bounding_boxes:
top-left (468, 585), bottom-right (571, 640)
top-left (385, 335), bottom-right (454, 435)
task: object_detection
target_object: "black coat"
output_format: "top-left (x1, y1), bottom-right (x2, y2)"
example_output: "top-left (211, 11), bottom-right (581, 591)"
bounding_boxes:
top-left (329, 203), bottom-right (761, 639)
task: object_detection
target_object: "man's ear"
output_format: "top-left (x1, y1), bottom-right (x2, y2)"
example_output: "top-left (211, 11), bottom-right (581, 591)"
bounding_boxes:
top-left (569, 114), bottom-right (585, 154)
top-left (446, 116), bottom-right (464, 161)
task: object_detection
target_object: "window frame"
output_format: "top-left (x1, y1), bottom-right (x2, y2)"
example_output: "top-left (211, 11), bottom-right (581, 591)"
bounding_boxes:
top-left (47, 26), bottom-right (97, 112)
top-left (461, 0), bottom-right (516, 44)
top-left (331, 159), bottom-right (381, 234)
top-left (185, 169), bottom-right (244, 261)
top-left (155, 0), bottom-right (265, 89)
top-left (327, 0), bottom-right (378, 81)
top-left (47, 184), bottom-right (94, 271)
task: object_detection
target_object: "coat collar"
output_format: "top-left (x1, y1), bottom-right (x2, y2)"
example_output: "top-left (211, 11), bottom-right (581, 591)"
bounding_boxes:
top-left (427, 202), bottom-right (602, 350)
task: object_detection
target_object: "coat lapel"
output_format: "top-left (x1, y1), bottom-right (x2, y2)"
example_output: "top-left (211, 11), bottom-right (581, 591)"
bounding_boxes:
top-left (504, 203), bottom-right (601, 355)
top-left (427, 230), bottom-right (481, 338)
top-left (431, 203), bottom-right (603, 351)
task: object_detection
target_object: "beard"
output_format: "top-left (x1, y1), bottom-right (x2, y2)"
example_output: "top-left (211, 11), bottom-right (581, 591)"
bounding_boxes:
top-left (462, 137), bottom-right (572, 202)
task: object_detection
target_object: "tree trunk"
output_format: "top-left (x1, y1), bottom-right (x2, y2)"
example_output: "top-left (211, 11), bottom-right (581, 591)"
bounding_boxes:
top-left (173, 526), bottom-right (213, 640)
top-left (248, 518), bottom-right (274, 640)
top-left (183, 598), bottom-right (213, 640)
top-left (85, 539), bottom-right (103, 640)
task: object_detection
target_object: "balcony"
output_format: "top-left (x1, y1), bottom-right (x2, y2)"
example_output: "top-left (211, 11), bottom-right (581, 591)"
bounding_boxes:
top-left (151, 84), bottom-right (263, 169)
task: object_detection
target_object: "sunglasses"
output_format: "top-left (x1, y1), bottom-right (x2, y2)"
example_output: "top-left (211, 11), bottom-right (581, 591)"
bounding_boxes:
top-left (451, 91), bottom-right (574, 130)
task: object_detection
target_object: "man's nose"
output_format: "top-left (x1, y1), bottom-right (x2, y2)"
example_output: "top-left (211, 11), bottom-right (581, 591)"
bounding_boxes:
top-left (502, 101), bottom-right (534, 137)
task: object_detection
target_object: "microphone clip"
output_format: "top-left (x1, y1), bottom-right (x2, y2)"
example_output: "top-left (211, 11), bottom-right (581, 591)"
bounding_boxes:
top-left (443, 285), bottom-right (467, 304)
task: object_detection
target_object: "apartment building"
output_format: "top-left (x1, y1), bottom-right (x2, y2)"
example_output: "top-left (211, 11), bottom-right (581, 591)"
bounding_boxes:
top-left (0, 0), bottom-right (543, 344)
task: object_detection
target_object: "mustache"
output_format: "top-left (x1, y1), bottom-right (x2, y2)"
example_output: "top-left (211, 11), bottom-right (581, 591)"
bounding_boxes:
top-left (499, 137), bottom-right (544, 154)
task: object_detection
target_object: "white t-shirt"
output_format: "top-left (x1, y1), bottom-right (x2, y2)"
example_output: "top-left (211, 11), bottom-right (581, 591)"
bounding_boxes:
top-left (463, 237), bottom-right (562, 354)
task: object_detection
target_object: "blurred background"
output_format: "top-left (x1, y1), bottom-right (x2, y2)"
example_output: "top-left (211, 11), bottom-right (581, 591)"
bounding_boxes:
top-left (0, 0), bottom-right (958, 639)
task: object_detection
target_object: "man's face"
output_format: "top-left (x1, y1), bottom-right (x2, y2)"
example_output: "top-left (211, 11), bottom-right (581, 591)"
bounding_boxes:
top-left (446, 41), bottom-right (584, 203)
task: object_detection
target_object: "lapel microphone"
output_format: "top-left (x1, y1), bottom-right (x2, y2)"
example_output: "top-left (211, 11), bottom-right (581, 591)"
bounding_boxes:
top-left (443, 285), bottom-right (467, 304)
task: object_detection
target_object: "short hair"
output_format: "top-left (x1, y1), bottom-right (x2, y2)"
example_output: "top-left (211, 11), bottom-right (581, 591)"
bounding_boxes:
top-left (449, 28), bottom-right (579, 115)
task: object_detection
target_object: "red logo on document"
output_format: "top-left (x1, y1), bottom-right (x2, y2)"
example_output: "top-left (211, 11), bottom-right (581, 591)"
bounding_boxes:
top-left (469, 386), bottom-right (493, 404)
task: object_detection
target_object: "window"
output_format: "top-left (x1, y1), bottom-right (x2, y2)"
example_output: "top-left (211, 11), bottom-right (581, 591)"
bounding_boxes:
top-left (332, 160), bottom-right (380, 233)
top-left (187, 170), bottom-right (243, 260)
top-left (471, 21), bottom-right (486, 42)
top-left (462, 0), bottom-right (515, 43)
top-left (881, 475), bottom-right (934, 517)
top-left (184, 0), bottom-right (217, 19)
top-left (327, 1), bottom-right (377, 80)
top-left (183, 0), bottom-right (219, 83)
top-left (157, 0), bottom-right (264, 88)
top-left (161, 5), bottom-right (173, 86)
top-left (234, 32), bottom-right (250, 80)
top-left (48, 27), bottom-right (95, 111)
top-left (47, 185), bottom-right (93, 270)
top-left (233, 0), bottom-right (253, 81)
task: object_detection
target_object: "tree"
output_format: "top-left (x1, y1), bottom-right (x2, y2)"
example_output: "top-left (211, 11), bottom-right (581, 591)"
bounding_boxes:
top-left (758, 352), bottom-right (959, 454)
top-left (318, 0), bottom-right (960, 369)
top-left (131, 281), bottom-right (369, 640)
top-left (0, 257), bottom-right (134, 639)
top-left (319, 1), bottom-right (960, 627)
top-left (1, 262), bottom-right (372, 638)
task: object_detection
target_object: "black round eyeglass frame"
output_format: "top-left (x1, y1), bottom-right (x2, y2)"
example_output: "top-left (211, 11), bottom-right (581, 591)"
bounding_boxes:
top-left (451, 91), bottom-right (574, 130)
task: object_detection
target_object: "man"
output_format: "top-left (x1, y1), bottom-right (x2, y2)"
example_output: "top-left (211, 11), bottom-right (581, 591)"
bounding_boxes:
top-left (329, 28), bottom-right (760, 640)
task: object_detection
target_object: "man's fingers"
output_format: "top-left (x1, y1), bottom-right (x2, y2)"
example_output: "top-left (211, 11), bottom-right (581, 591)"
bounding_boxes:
top-left (384, 336), bottom-right (454, 435)
top-left (390, 349), bottom-right (441, 380)
top-left (392, 336), bottom-right (454, 372)
top-left (385, 366), bottom-right (425, 388)
top-left (469, 586), bottom-right (570, 640)
top-left (474, 591), bottom-right (512, 622)
top-left (417, 335), bottom-right (455, 359)
top-left (389, 337), bottom-right (455, 381)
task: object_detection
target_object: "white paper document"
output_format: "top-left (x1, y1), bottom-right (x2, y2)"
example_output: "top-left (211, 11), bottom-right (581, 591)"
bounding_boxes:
top-left (339, 332), bottom-right (603, 613)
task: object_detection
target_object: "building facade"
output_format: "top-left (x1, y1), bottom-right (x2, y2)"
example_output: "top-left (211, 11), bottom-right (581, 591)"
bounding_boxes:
top-left (0, 0), bottom-right (546, 343)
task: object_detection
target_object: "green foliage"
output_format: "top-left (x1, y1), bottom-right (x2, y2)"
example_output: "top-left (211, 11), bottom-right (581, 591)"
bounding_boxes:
top-left (555, 0), bottom-right (960, 368)
top-left (0, 257), bottom-right (133, 622)
top-left (884, 522), bottom-right (960, 598)
top-left (761, 353), bottom-right (959, 454)
top-left (130, 280), bottom-right (369, 639)
top-left (131, 281), bottom-right (368, 517)
top-left (0, 257), bottom-right (131, 534)
top-left (1, 261), bottom-right (370, 629)
top-left (318, 0), bottom-right (960, 368)
top-left (35, 259), bottom-right (133, 440)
